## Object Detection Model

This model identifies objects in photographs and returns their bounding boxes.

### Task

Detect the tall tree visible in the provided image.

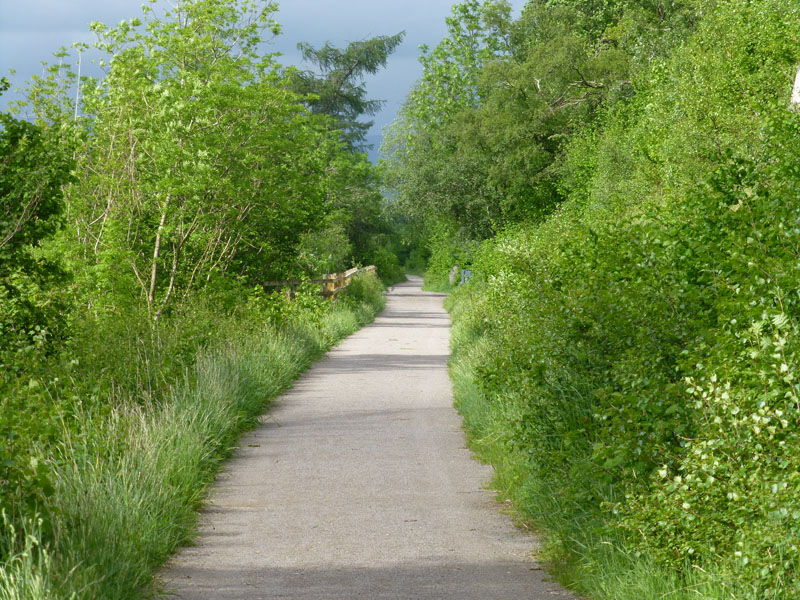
[289,32,405,151]
[382,1,512,238]
[22,0,340,319]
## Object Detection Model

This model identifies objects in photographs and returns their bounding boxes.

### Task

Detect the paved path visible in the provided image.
[161,276,575,599]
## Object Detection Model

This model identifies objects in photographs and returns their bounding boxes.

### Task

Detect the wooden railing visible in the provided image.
[262,265,377,298]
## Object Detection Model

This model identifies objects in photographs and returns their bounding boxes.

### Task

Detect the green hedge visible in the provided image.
[447,1,800,598]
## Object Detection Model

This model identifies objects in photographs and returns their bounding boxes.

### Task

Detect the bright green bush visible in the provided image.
[446,1,800,598]
[0,283,384,599]
[339,271,386,310]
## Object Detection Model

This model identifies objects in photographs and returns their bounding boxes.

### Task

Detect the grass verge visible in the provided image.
[0,274,385,600]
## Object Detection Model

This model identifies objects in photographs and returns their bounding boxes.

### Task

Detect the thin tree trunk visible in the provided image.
[154,244,181,323]
[154,213,199,321]
[148,194,171,314]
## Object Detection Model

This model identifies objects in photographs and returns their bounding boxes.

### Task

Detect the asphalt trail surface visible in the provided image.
[161,276,575,599]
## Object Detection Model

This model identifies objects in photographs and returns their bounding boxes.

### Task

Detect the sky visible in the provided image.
[0,0,527,161]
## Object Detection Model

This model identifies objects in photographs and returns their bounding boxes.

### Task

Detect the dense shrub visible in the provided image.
[446,1,800,598]
[0,114,74,539]
[339,271,386,309]
[360,246,406,285]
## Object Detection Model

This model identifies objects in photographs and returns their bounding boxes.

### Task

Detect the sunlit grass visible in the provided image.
[1,277,384,600]
[0,514,72,600]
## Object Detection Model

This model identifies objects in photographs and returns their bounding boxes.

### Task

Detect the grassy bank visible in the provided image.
[0,274,384,600]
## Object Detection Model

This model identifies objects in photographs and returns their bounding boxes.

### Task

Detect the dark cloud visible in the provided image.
[1,0,526,159]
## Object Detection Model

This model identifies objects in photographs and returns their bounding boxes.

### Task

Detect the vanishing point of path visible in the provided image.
[161,276,576,599]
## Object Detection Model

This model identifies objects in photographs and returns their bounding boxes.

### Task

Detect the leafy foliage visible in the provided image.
[383,0,699,282]
[395,0,800,597]
[0,112,74,534]
[65,1,338,319]
[290,32,405,150]
[0,0,401,589]
[0,114,73,359]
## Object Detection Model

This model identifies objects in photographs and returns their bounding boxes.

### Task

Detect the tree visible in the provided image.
[289,32,405,151]
[407,0,511,126]
[382,0,696,246]
[381,0,513,243]
[0,104,73,358]
[22,0,340,319]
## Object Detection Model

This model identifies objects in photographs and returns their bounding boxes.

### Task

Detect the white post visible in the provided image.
[792,65,800,106]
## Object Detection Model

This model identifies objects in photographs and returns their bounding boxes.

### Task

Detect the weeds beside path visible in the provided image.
[1,275,385,600]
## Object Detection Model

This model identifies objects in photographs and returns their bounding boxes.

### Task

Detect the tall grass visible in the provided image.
[0,274,385,599]
[0,515,68,600]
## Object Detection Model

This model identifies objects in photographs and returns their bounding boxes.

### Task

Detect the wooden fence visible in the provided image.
[262,265,377,298]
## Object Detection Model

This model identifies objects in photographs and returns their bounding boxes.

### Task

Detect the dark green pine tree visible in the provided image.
[291,32,405,151]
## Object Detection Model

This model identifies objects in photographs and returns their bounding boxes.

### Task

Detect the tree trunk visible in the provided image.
[148,195,171,314]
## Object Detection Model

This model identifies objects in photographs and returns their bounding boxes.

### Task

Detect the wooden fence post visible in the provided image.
[321,273,337,298]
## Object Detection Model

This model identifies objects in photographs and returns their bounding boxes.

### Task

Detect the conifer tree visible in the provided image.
[290,32,405,151]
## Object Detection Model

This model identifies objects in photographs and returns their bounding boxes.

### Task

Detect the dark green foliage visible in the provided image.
[0,113,74,536]
[290,32,405,150]
[0,114,73,359]
[320,152,406,284]
[0,117,68,254]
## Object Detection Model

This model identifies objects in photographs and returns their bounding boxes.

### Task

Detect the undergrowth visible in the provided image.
[0,273,384,599]
[445,1,800,598]
[449,292,745,600]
